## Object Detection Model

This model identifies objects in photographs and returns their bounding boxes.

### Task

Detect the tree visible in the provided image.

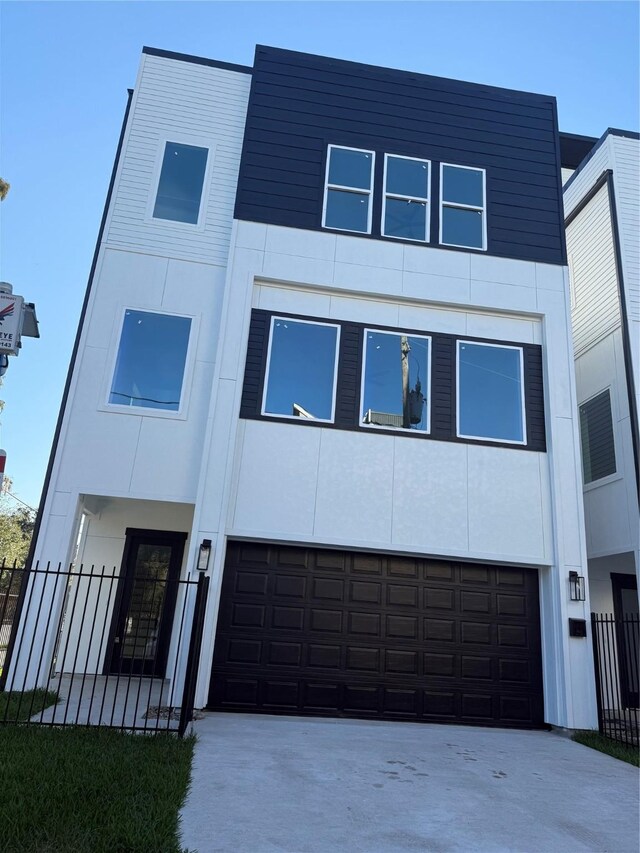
[0,179,10,201]
[0,505,35,574]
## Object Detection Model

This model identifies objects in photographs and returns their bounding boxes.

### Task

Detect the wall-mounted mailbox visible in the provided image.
[569,618,587,638]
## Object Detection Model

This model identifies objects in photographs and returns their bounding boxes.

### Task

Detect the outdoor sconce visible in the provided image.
[569,570,585,602]
[197,539,212,572]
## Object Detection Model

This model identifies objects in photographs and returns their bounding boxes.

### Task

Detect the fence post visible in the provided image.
[590,613,604,735]
[178,574,209,737]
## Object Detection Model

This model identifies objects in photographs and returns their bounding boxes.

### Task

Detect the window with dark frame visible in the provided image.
[579,389,616,484]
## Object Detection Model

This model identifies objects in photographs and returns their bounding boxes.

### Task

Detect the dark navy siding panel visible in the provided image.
[235,46,566,265]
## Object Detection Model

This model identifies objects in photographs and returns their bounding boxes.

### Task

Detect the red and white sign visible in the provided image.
[0,294,24,354]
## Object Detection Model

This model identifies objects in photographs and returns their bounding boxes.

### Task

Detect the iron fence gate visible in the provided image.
[0,562,209,736]
[591,612,639,747]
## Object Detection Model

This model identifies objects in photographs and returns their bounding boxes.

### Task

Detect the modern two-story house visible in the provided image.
[10,45,597,730]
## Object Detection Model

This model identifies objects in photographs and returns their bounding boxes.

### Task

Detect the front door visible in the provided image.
[108,529,187,677]
[611,572,639,708]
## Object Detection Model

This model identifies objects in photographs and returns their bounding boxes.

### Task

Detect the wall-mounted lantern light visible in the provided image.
[569,570,585,602]
[197,539,212,572]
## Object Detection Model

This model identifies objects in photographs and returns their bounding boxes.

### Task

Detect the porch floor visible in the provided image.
[30,673,180,730]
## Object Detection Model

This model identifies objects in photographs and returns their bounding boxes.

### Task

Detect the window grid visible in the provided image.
[382,154,430,242]
[322,145,375,234]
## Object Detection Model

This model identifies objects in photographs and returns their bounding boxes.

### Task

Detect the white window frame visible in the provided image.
[579,387,621,490]
[439,163,487,251]
[360,328,432,434]
[456,340,527,445]
[322,145,375,234]
[261,316,341,424]
[382,154,431,242]
[145,136,215,232]
[101,306,197,421]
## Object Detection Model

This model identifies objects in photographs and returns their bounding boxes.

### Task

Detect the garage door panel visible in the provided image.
[209,543,544,727]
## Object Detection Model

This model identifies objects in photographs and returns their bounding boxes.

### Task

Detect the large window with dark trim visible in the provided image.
[153,141,209,225]
[241,310,545,452]
[579,389,616,484]
[109,310,192,412]
[361,330,430,432]
[457,341,525,444]
[322,146,374,234]
[262,317,340,422]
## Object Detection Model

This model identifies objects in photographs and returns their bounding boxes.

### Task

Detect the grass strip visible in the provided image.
[0,726,195,853]
[572,730,639,767]
[0,688,58,721]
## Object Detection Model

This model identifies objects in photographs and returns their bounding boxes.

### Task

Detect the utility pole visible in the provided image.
[401,335,410,429]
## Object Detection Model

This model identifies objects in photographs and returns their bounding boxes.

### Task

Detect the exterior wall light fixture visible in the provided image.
[197,539,212,572]
[569,570,585,602]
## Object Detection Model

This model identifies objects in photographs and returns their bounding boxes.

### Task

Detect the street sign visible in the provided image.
[0,293,24,354]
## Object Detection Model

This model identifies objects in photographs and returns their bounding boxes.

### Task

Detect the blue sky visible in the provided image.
[1,0,638,508]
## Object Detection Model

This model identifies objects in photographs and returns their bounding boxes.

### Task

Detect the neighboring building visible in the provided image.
[562,129,640,707]
[11,46,597,730]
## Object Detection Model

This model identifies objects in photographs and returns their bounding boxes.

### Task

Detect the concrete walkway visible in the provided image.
[180,713,639,853]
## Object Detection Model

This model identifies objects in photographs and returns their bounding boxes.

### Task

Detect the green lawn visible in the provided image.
[572,730,639,767]
[0,687,58,722]
[0,726,195,853]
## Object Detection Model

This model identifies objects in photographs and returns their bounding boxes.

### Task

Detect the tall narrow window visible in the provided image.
[457,341,525,443]
[579,390,616,483]
[109,310,192,412]
[323,146,374,233]
[382,155,430,241]
[361,330,430,432]
[440,164,486,250]
[262,318,340,422]
[153,142,209,224]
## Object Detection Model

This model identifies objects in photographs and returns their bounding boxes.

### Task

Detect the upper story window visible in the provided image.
[153,142,209,225]
[439,164,486,250]
[322,146,374,234]
[579,389,616,484]
[109,310,192,412]
[262,317,340,422]
[457,341,525,444]
[382,155,430,242]
[361,329,430,432]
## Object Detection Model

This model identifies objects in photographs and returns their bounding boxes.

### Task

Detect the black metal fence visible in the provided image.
[591,612,639,747]
[0,562,209,737]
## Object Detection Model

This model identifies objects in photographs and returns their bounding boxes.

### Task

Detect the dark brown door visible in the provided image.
[108,529,187,677]
[611,573,639,708]
[209,543,544,728]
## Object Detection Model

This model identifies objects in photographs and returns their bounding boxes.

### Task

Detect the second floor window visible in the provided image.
[322,146,374,233]
[579,389,616,484]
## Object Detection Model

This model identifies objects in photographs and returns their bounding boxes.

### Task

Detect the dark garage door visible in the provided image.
[208,543,544,727]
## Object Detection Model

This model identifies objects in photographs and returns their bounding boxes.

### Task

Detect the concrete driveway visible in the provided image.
[180,713,639,853]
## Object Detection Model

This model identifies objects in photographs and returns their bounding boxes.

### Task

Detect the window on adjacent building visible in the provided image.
[323,146,374,233]
[153,142,209,224]
[579,390,616,483]
[382,155,430,242]
[440,164,486,250]
[361,330,430,432]
[262,318,340,422]
[457,341,525,443]
[109,310,192,411]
